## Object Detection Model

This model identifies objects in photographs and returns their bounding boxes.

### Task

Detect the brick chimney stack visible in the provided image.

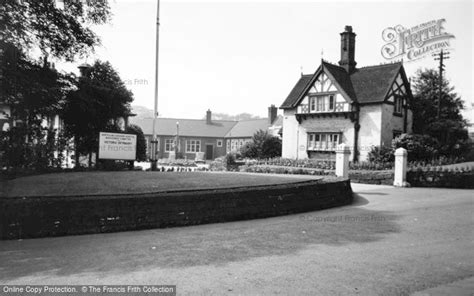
[206,109,212,124]
[78,63,91,77]
[268,104,277,124]
[338,26,357,74]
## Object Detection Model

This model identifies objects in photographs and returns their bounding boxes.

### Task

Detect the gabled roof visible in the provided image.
[351,63,402,104]
[130,117,237,138]
[225,118,272,138]
[280,61,405,108]
[280,74,313,109]
[322,62,357,100]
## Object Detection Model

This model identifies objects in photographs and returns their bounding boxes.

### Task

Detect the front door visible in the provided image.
[205,144,213,160]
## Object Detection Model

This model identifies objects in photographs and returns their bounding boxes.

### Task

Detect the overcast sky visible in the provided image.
[59,0,473,121]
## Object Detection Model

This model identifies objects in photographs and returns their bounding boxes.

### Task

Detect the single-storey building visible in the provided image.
[280,25,413,161]
[130,105,281,160]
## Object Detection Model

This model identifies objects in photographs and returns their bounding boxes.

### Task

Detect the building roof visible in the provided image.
[280,61,404,109]
[351,63,402,104]
[323,62,357,100]
[131,116,281,139]
[280,74,313,109]
[130,117,237,138]
[225,118,272,138]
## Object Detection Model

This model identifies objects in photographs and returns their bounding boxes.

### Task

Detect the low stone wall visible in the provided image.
[349,170,394,185]
[239,165,395,185]
[407,170,474,188]
[0,178,353,240]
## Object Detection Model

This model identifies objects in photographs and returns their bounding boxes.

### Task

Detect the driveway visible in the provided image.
[0,183,472,295]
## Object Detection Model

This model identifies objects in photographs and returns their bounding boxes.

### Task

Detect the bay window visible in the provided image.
[307,133,340,150]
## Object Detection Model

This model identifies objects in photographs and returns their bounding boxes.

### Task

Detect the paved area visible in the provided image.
[412,276,474,296]
[0,183,472,295]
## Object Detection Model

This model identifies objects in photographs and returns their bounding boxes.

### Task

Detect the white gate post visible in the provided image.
[336,143,350,178]
[394,147,408,187]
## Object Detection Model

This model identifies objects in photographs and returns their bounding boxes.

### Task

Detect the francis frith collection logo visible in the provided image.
[381,19,455,61]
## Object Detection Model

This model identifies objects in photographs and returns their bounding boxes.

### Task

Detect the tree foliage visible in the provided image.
[1,43,74,119]
[126,124,147,161]
[411,68,469,157]
[392,134,439,162]
[0,0,111,171]
[367,145,394,163]
[0,45,73,171]
[240,130,282,159]
[0,118,69,171]
[62,61,133,161]
[1,0,110,61]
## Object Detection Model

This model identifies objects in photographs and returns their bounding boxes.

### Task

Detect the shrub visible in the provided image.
[96,160,130,171]
[125,124,147,161]
[225,153,236,167]
[367,146,394,164]
[157,158,197,167]
[240,130,282,159]
[247,157,335,170]
[209,154,240,171]
[0,124,68,171]
[392,133,439,162]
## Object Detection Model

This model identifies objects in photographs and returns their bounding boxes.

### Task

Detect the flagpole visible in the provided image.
[151,0,160,171]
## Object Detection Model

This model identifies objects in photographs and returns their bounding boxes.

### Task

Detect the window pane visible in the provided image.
[329,95,335,110]
[317,97,324,111]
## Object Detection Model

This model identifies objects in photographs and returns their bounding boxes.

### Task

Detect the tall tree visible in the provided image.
[1,0,110,61]
[0,0,111,170]
[126,124,147,162]
[0,44,74,170]
[62,60,133,166]
[411,68,469,156]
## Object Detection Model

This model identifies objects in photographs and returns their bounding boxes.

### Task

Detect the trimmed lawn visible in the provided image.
[0,171,319,198]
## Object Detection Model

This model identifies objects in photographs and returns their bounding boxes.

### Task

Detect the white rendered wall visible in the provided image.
[358,105,382,161]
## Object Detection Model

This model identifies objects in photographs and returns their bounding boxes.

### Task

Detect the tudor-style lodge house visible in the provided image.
[280,26,414,161]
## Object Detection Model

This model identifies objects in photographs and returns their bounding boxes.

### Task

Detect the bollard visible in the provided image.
[394,147,408,187]
[336,143,350,178]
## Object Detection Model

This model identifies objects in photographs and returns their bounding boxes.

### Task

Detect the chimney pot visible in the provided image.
[268,105,277,125]
[78,63,91,77]
[206,109,212,124]
[338,25,357,74]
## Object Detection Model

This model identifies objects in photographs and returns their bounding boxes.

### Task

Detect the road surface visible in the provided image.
[0,183,472,295]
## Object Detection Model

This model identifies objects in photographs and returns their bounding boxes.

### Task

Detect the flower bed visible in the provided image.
[247,158,336,170]
[157,158,198,167]
[239,165,332,176]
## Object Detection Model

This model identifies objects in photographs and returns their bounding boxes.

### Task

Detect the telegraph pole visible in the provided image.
[151,0,160,170]
[433,49,450,119]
